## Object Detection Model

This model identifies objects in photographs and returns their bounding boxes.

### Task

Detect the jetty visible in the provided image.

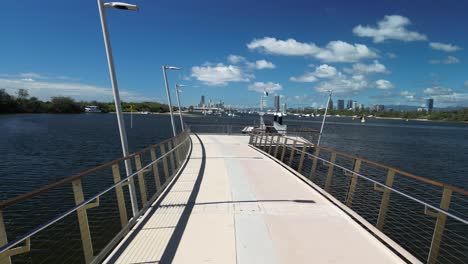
[0,127,467,264]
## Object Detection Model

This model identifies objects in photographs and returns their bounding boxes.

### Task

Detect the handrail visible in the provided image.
[0,129,190,210]
[250,131,467,196]
[249,132,468,264]
[309,144,468,195]
[0,129,192,255]
[292,145,467,224]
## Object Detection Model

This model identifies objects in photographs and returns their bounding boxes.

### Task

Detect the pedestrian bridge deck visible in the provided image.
[104,134,406,264]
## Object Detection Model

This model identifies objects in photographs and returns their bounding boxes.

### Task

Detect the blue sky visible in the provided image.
[0,0,467,108]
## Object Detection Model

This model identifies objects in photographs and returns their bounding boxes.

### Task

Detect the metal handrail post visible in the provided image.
[427,187,453,264]
[0,211,10,264]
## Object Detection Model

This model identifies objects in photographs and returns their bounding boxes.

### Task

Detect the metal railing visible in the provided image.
[0,128,192,264]
[249,132,468,264]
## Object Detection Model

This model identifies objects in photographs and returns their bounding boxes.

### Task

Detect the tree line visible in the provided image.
[0,89,174,114]
[288,107,468,122]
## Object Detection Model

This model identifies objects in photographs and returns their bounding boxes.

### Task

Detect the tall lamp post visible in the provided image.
[317,90,333,146]
[97,0,139,216]
[175,84,185,130]
[162,66,180,136]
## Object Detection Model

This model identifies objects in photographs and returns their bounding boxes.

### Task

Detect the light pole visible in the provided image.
[175,84,185,130]
[317,90,333,146]
[97,0,139,216]
[162,65,180,137]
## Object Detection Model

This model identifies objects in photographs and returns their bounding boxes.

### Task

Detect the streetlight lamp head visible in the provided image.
[104,2,139,11]
[176,84,186,88]
[165,66,181,70]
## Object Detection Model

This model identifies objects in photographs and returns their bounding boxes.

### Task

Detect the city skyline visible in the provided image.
[0,1,467,108]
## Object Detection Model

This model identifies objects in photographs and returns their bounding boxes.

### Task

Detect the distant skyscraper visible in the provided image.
[337,100,345,110]
[274,95,280,112]
[373,104,385,111]
[347,100,353,109]
[352,100,357,110]
[358,104,364,111]
[199,95,205,107]
[328,99,333,110]
[426,98,434,114]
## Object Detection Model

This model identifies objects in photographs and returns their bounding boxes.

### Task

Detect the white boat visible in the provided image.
[84,106,102,113]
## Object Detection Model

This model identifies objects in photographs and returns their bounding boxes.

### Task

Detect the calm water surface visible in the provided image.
[1,113,467,200]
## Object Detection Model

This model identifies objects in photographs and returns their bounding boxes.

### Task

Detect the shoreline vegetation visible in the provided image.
[0,88,176,114]
[289,107,468,123]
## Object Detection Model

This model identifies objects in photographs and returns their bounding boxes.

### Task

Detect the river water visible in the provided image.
[0,113,467,263]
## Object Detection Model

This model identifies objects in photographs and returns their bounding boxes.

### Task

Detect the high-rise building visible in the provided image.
[199,95,205,107]
[426,98,434,114]
[358,104,364,111]
[274,95,280,112]
[352,100,357,110]
[328,99,333,110]
[373,104,385,112]
[337,100,345,110]
[347,100,353,109]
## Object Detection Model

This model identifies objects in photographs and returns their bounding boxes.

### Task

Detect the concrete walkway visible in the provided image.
[105,134,407,264]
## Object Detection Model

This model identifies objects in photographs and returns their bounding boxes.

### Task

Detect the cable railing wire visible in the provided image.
[249,132,468,264]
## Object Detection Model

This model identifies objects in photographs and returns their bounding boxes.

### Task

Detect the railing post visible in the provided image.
[427,187,453,264]
[273,135,281,158]
[160,144,170,182]
[345,159,362,207]
[248,134,253,144]
[280,138,288,162]
[150,148,162,191]
[112,164,129,228]
[72,179,94,264]
[268,134,275,154]
[254,133,260,146]
[168,141,176,173]
[309,147,320,179]
[288,140,297,167]
[376,169,395,230]
[324,152,337,191]
[262,133,268,149]
[134,155,148,205]
[0,210,11,264]
[297,144,307,174]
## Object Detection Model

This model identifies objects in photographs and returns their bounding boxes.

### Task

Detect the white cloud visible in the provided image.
[387,53,397,59]
[227,55,275,70]
[247,81,282,93]
[290,64,337,83]
[400,90,417,100]
[429,42,461,52]
[423,86,454,96]
[0,76,146,101]
[247,37,320,56]
[423,85,468,106]
[346,60,388,74]
[353,15,427,43]
[247,59,276,70]
[314,73,369,94]
[375,79,394,90]
[290,74,318,83]
[227,55,247,64]
[191,63,252,86]
[429,56,460,64]
[247,37,377,62]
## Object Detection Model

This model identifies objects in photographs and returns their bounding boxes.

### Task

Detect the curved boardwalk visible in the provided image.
[105,134,408,264]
